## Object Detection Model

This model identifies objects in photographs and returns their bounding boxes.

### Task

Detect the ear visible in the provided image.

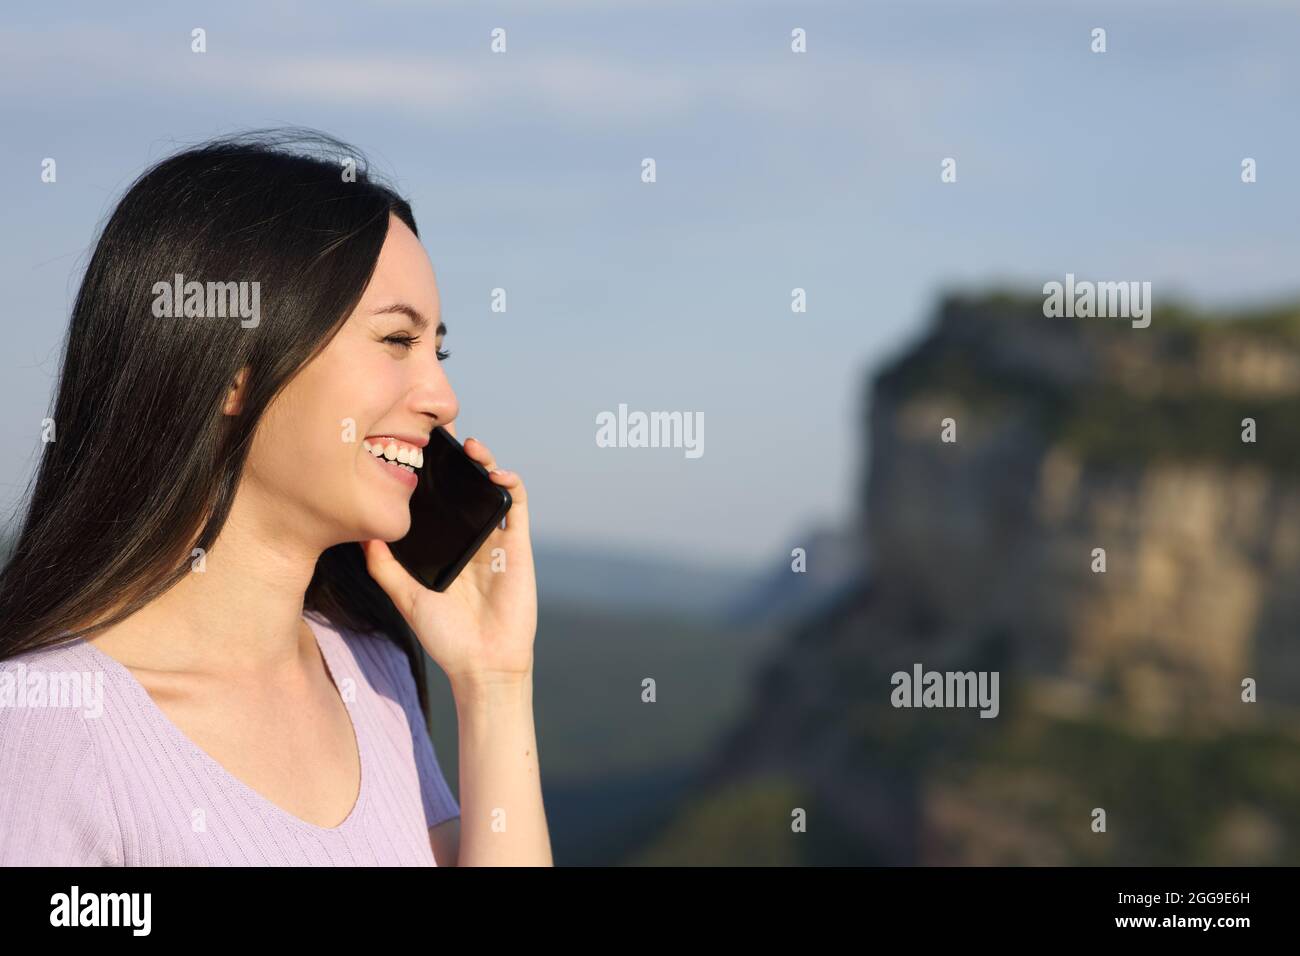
[222,367,250,416]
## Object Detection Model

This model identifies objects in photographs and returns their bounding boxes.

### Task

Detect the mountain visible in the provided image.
[723,524,868,631]
[626,290,1300,866]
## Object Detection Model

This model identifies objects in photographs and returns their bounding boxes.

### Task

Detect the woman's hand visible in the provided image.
[361,431,536,692]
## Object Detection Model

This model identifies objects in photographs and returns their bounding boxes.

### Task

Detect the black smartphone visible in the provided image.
[388,426,513,591]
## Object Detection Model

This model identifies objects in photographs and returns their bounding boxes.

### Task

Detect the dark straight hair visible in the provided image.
[0,128,433,720]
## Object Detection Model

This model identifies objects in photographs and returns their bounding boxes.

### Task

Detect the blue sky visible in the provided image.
[2,0,1299,571]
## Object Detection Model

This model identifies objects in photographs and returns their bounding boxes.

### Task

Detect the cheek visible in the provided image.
[316,349,403,426]
[262,340,403,495]
[251,375,352,487]
[297,357,383,447]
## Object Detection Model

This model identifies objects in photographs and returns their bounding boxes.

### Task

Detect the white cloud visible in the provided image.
[0,24,932,129]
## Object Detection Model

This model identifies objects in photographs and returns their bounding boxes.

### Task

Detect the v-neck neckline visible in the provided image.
[74,612,368,835]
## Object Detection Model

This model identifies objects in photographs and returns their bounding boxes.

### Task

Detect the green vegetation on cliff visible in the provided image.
[877,293,1300,473]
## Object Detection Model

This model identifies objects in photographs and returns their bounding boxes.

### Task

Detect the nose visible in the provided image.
[415,374,459,437]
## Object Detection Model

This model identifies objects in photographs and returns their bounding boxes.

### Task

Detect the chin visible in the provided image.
[362,506,413,543]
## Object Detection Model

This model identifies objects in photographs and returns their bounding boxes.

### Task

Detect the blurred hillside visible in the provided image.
[422,592,789,866]
[628,291,1300,866]
[531,543,766,625]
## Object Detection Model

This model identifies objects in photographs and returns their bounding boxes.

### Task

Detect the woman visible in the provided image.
[0,130,549,866]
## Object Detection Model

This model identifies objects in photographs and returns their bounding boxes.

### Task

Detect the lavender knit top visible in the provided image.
[0,612,459,866]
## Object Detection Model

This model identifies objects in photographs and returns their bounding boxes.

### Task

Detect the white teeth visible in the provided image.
[365,439,421,471]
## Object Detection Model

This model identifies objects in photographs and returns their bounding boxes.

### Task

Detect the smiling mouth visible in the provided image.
[363,439,423,475]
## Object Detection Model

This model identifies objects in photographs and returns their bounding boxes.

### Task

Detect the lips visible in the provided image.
[364,433,429,448]
[369,450,420,488]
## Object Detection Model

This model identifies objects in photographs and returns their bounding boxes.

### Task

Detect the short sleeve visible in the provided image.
[0,667,121,866]
[382,643,460,830]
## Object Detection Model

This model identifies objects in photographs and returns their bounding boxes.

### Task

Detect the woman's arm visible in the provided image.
[429,818,460,866]
[362,434,547,865]
[450,672,550,866]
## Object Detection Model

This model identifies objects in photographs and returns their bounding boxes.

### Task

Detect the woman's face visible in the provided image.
[237,213,459,548]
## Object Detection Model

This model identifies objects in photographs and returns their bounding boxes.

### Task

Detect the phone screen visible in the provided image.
[388,426,512,591]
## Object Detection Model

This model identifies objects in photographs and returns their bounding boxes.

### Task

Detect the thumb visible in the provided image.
[360,539,420,620]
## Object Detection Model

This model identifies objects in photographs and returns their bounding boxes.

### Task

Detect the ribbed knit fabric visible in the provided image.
[0,611,459,866]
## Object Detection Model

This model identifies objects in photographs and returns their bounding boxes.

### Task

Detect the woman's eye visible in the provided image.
[383,334,450,362]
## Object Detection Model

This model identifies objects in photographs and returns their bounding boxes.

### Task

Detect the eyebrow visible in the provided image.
[371,303,446,336]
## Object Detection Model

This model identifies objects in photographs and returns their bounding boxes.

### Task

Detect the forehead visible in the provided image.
[356,214,441,322]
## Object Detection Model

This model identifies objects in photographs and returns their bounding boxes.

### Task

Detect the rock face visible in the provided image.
[644,292,1300,866]
[863,293,1300,730]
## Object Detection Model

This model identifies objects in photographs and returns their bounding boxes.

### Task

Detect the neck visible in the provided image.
[89,487,330,680]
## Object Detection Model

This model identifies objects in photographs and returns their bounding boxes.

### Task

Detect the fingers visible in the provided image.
[463,437,528,514]
[360,538,420,618]
[463,436,502,474]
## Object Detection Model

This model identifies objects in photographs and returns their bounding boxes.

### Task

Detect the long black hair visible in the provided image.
[0,128,434,720]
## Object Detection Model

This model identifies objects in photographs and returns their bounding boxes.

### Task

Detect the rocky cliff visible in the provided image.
[866,292,1300,730]
[634,291,1300,866]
